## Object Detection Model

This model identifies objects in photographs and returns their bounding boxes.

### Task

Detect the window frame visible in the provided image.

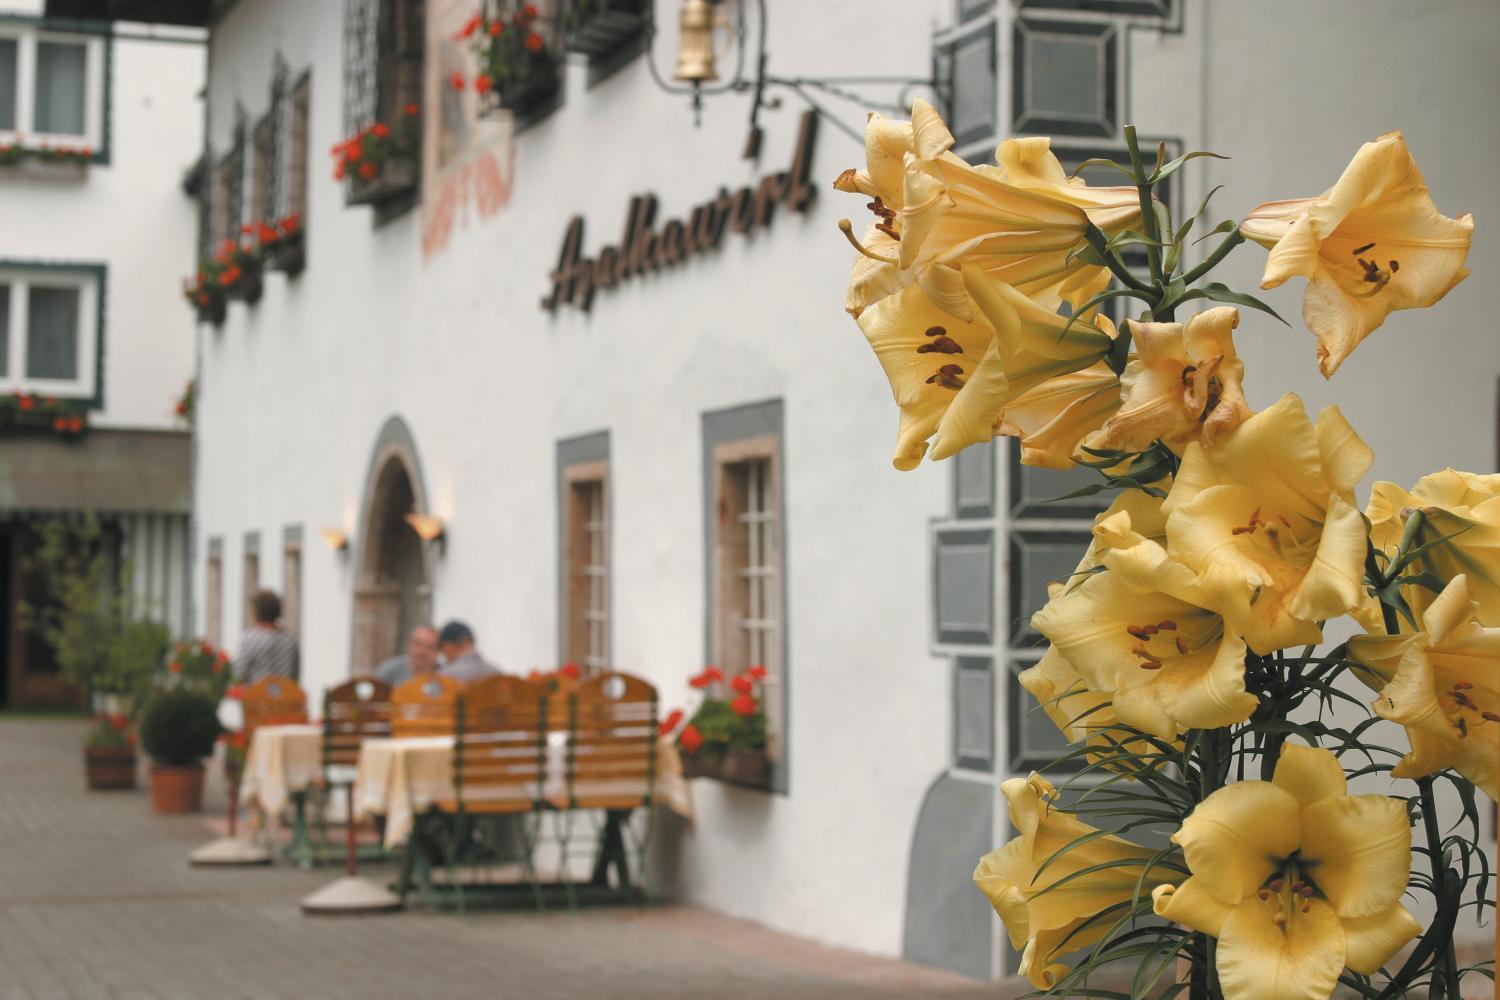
[286,72,310,221]
[241,531,260,634]
[205,537,223,648]
[0,19,109,161]
[0,261,105,405]
[562,462,610,673]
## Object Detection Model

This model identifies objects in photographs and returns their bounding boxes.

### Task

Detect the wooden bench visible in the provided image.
[321,678,392,871]
[390,674,461,738]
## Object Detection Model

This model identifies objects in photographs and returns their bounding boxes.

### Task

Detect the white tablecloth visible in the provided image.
[237,724,323,816]
[353,734,695,849]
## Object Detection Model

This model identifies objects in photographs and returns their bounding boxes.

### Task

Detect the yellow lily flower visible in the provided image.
[1367,469,1500,627]
[1088,307,1253,455]
[1242,132,1473,378]
[1162,394,1372,654]
[974,773,1177,990]
[856,285,1012,471]
[995,361,1122,470]
[1032,507,1258,740]
[1153,744,1422,1000]
[835,99,1139,320]
[1349,575,1499,800]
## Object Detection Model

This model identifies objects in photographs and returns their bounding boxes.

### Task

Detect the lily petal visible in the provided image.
[1216,896,1345,1000]
[1298,794,1412,919]
[1172,782,1302,905]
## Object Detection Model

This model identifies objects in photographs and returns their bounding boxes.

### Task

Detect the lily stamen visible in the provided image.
[838,219,898,264]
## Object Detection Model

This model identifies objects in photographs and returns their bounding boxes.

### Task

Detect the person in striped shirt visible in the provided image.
[233,590,300,684]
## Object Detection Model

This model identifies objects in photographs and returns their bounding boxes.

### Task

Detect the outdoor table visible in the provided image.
[353,733,695,852]
[237,723,324,866]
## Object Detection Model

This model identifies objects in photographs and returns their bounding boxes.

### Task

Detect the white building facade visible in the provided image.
[0,0,201,709]
[186,0,1497,980]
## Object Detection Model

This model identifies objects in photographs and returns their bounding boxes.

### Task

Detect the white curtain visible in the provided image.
[34,41,85,137]
[25,285,79,382]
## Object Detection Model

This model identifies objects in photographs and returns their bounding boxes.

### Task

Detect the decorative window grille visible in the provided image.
[344,0,424,133]
[265,54,288,221]
[250,113,274,224]
[287,74,310,220]
[564,477,610,672]
[934,2,998,156]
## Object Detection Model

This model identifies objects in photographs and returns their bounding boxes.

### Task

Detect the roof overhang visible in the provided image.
[0,429,192,516]
[42,0,212,28]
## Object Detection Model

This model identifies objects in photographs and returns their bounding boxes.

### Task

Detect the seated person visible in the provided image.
[374,625,439,687]
[436,620,500,683]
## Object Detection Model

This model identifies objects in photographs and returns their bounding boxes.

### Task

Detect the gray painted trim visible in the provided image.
[282,523,302,547]
[206,534,222,558]
[555,429,610,668]
[0,259,108,411]
[701,397,787,795]
[242,529,259,556]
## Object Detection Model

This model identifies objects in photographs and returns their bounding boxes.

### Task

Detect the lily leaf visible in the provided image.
[1167,282,1290,326]
[1147,149,1230,185]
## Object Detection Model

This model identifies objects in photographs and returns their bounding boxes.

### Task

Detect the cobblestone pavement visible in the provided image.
[0,718,1015,1000]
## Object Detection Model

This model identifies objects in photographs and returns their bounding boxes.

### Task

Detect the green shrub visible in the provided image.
[139,689,220,765]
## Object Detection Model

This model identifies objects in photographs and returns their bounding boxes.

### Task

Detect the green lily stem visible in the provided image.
[1084,224,1155,295]
[1418,776,1461,1000]
[1178,227,1247,287]
[1123,128,1165,287]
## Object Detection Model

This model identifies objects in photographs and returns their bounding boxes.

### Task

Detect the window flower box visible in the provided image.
[662,665,774,791]
[0,394,88,437]
[0,143,94,180]
[680,747,772,788]
[334,109,421,207]
[458,5,562,122]
[564,0,651,60]
[221,254,264,305]
[244,215,305,277]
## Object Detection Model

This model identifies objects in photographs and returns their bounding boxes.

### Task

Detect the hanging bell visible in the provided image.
[674,0,719,83]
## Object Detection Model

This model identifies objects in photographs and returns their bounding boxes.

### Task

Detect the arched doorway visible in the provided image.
[351,418,432,675]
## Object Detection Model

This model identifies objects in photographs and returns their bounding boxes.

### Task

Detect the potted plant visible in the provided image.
[139,688,222,813]
[664,665,772,788]
[214,239,264,305]
[458,4,561,120]
[165,639,233,701]
[561,0,651,60]
[333,104,420,206]
[83,714,137,790]
[1,393,87,436]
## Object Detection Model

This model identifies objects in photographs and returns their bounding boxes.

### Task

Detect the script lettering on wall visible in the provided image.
[542,111,820,312]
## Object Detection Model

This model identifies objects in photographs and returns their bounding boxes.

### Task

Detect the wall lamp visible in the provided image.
[404,513,447,555]
[649,0,937,157]
[319,528,349,552]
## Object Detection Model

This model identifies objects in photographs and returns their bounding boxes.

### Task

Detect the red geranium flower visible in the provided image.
[227,684,244,700]
[730,694,757,717]
[704,666,724,682]
[371,122,391,139]
[678,724,703,754]
[168,661,183,674]
[345,139,363,161]
[404,102,420,116]
[458,13,481,38]
[200,642,213,656]
[688,672,711,690]
[488,20,503,36]
[18,395,34,412]
[525,32,543,53]
[217,265,242,286]
[731,675,753,695]
[174,401,188,416]
[333,160,346,180]
[358,161,378,180]
[474,74,493,94]
[522,3,539,17]
[559,663,582,680]
[52,416,67,432]
[450,71,466,91]
[658,709,684,736]
[68,417,83,433]
[747,664,768,681]
[280,213,300,234]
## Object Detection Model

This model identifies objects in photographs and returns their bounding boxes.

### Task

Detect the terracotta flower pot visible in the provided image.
[84,745,137,790]
[149,763,205,814]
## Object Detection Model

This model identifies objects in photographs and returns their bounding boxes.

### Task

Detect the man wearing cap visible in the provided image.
[437,620,500,682]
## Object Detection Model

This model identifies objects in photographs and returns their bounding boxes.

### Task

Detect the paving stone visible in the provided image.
[0,718,1015,999]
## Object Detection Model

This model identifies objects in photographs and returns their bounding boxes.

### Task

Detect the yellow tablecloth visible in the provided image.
[353,734,694,850]
[237,724,323,816]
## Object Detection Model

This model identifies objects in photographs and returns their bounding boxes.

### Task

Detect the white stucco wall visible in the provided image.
[192,0,1499,968]
[0,1,202,430]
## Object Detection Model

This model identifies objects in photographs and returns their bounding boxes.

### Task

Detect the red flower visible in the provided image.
[201,642,214,656]
[450,71,466,91]
[333,160,346,180]
[358,161,378,180]
[52,416,67,432]
[688,673,711,690]
[458,13,481,38]
[256,223,278,244]
[196,292,210,306]
[522,3,539,17]
[371,122,391,139]
[18,395,34,412]
[211,660,223,674]
[658,709,684,736]
[730,694,757,717]
[279,213,301,234]
[168,660,183,674]
[404,102,420,116]
[474,74,493,94]
[68,417,83,433]
[239,222,256,235]
[731,675,753,695]
[559,663,582,680]
[678,724,703,754]
[747,664,768,681]
[488,20,503,36]
[174,401,188,416]
[217,265,242,286]
[704,666,724,682]
[345,139,363,161]
[228,684,244,700]
[525,32,543,53]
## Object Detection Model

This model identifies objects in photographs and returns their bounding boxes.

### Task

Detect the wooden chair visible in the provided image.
[390,674,462,738]
[240,675,309,743]
[550,672,658,905]
[412,676,549,909]
[320,678,392,871]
